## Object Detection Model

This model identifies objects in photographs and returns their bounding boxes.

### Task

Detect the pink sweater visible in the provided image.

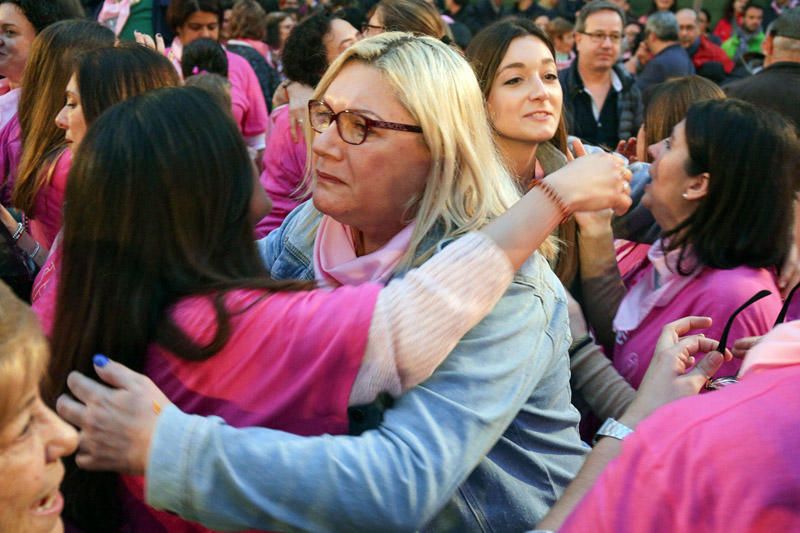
[614,264,781,388]
[0,113,21,205]
[254,105,307,237]
[29,149,71,249]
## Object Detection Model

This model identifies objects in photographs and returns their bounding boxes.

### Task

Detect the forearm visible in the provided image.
[570,340,635,420]
[351,232,514,404]
[579,265,625,352]
[147,281,555,532]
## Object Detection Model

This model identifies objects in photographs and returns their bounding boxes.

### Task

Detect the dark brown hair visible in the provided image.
[166,0,222,30]
[373,0,447,38]
[229,0,267,41]
[49,87,309,530]
[665,99,798,274]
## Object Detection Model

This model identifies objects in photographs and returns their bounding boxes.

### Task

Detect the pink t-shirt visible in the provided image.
[0,112,21,205]
[562,321,800,532]
[29,149,71,249]
[613,264,781,388]
[226,49,268,141]
[117,285,379,531]
[255,105,308,238]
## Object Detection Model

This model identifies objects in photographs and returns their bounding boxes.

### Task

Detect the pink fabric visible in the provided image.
[739,320,800,376]
[0,86,19,130]
[313,216,415,288]
[0,112,21,205]
[31,234,61,336]
[613,240,700,333]
[227,37,269,59]
[254,106,308,237]
[29,149,71,249]
[226,49,269,138]
[613,264,781,388]
[562,321,800,532]
[614,239,651,279]
[119,285,380,531]
[166,40,268,140]
[97,0,131,36]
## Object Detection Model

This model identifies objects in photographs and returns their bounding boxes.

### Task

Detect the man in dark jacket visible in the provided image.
[626,11,694,97]
[725,7,800,133]
[559,1,643,148]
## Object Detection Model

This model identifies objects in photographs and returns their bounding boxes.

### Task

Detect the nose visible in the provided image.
[311,118,345,161]
[55,106,69,131]
[648,140,664,161]
[200,27,214,38]
[527,76,547,101]
[43,404,79,463]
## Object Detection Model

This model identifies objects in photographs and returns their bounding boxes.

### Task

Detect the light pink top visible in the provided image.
[29,149,71,249]
[562,320,800,532]
[254,105,307,237]
[613,263,781,388]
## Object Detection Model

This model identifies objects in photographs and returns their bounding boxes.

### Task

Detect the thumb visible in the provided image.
[685,350,726,392]
[93,354,138,390]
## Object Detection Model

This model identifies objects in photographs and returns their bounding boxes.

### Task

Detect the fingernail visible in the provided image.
[93,354,109,368]
[156,33,162,38]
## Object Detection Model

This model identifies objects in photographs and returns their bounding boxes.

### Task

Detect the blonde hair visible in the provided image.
[308,33,556,268]
[0,282,48,430]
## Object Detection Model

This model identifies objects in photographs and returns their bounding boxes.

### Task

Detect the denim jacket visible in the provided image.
[146,201,588,532]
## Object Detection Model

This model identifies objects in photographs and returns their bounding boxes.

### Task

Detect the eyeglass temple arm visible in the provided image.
[717,289,772,355]
[773,282,800,327]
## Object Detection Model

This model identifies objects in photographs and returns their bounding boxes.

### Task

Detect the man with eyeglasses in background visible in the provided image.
[625,11,694,97]
[559,1,642,149]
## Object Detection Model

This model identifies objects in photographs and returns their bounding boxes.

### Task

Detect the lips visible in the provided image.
[316,170,345,185]
[31,489,63,516]
[523,110,553,120]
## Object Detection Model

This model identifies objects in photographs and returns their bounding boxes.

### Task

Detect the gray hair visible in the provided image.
[575,0,625,33]
[646,11,679,42]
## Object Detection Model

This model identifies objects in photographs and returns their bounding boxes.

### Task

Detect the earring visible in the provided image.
[682,192,689,199]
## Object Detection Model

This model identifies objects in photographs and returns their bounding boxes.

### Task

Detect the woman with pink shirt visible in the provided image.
[256,11,359,236]
[10,20,113,250]
[166,0,269,157]
[586,99,795,391]
[43,45,631,530]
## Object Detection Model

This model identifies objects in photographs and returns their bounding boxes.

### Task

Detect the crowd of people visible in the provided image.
[0,0,798,532]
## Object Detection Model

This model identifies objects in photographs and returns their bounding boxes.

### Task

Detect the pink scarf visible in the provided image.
[98,0,132,36]
[613,240,702,334]
[313,215,415,288]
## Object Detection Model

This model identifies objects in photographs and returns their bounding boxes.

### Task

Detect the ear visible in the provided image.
[683,172,709,201]
[762,34,773,56]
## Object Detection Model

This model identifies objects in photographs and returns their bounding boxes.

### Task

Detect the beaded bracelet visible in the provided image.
[530,179,571,223]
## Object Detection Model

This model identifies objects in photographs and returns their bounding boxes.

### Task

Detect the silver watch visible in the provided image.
[593,418,634,445]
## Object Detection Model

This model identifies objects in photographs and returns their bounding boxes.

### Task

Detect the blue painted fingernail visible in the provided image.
[93,354,109,368]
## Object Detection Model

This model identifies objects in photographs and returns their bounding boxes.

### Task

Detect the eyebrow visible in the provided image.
[321,99,384,120]
[499,58,556,73]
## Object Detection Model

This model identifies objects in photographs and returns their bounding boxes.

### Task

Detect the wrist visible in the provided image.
[540,175,574,221]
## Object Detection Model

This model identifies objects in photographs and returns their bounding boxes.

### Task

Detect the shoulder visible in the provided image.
[688,266,781,315]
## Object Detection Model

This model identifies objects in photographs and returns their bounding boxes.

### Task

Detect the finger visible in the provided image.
[56,394,88,428]
[664,316,713,337]
[612,195,632,216]
[615,140,625,154]
[75,452,105,472]
[571,138,587,158]
[289,116,298,143]
[685,350,726,390]
[93,356,140,390]
[67,370,114,405]
[155,33,166,55]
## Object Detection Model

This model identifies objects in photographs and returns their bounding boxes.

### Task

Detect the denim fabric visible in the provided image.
[147,201,588,532]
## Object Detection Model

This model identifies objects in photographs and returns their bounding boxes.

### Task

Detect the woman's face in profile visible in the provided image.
[0,387,78,533]
[310,61,431,235]
[487,36,563,146]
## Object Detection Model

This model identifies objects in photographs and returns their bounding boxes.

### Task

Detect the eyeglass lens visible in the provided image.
[309,102,368,145]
